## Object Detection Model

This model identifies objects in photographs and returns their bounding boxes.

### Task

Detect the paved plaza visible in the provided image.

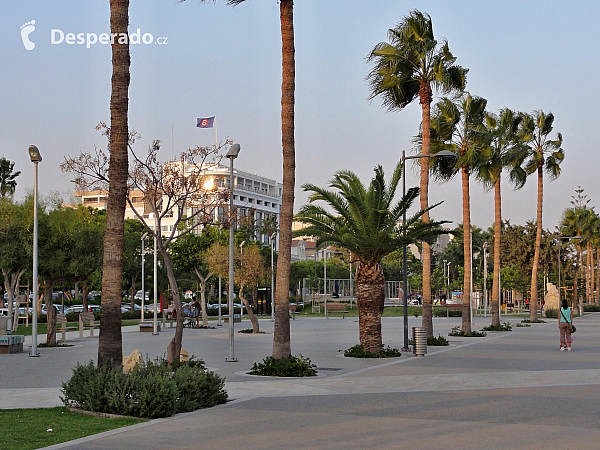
[2,312,600,449]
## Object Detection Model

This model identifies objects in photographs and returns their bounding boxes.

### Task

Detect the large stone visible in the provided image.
[544,282,559,313]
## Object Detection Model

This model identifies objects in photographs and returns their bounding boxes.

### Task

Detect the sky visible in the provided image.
[2,0,599,232]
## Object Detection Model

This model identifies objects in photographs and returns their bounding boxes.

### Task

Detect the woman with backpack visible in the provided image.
[558,299,573,351]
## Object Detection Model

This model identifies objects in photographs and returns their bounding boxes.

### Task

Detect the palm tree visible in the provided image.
[476,109,526,327]
[294,162,447,353]
[196,0,295,359]
[429,94,487,333]
[367,10,467,337]
[0,157,21,198]
[97,0,131,369]
[518,111,564,321]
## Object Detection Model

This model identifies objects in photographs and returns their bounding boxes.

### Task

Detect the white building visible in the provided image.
[76,162,282,246]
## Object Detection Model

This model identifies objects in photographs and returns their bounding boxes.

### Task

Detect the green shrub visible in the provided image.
[584,304,600,312]
[343,344,402,358]
[516,323,531,327]
[448,326,487,337]
[545,308,558,318]
[481,322,512,332]
[521,318,545,323]
[61,357,227,419]
[249,355,317,377]
[427,335,449,346]
[433,308,462,317]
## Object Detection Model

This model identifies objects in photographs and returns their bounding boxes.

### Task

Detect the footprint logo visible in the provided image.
[20,20,36,50]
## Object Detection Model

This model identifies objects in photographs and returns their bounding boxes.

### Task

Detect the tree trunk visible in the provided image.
[491,178,501,327]
[239,283,260,333]
[98,0,130,370]
[272,0,295,360]
[586,242,591,303]
[356,262,385,353]
[195,271,211,327]
[82,281,90,312]
[43,275,57,346]
[419,90,433,338]
[529,165,543,322]
[461,166,472,333]
[161,242,184,365]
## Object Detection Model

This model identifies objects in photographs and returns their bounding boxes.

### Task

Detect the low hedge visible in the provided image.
[61,357,227,419]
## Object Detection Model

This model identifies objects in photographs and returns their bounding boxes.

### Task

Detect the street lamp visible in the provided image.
[153,199,163,335]
[401,149,454,351]
[557,235,582,310]
[239,241,245,319]
[482,242,488,317]
[140,232,148,322]
[271,232,276,322]
[226,143,240,362]
[28,145,41,357]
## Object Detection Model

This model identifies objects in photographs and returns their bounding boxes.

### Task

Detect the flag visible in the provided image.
[197,116,215,128]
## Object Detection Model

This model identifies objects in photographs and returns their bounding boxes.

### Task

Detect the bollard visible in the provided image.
[412,327,427,357]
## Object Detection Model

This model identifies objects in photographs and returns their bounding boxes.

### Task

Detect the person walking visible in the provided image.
[558,299,573,351]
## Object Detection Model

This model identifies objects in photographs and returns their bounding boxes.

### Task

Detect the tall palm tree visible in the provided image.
[476,109,526,327]
[429,94,487,333]
[295,162,447,353]
[97,0,130,369]
[0,157,21,198]
[367,10,467,337]
[196,0,295,359]
[518,112,564,321]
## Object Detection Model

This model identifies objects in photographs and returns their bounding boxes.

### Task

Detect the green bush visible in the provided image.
[433,307,462,317]
[584,304,600,312]
[481,322,512,332]
[249,355,317,377]
[545,308,558,318]
[516,323,531,327]
[521,318,546,323]
[427,335,449,346]
[448,326,487,337]
[61,357,227,419]
[343,344,402,358]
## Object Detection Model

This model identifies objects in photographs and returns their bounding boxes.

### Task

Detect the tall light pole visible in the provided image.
[401,149,454,351]
[153,199,162,335]
[28,145,41,357]
[271,232,276,322]
[226,143,240,362]
[483,242,488,317]
[140,232,148,322]
[239,241,245,319]
[557,236,582,307]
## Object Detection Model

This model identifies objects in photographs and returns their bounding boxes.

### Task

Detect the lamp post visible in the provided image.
[28,145,41,357]
[401,149,454,351]
[140,232,148,322]
[483,242,488,317]
[153,199,162,335]
[239,241,245,319]
[226,143,240,362]
[271,232,276,322]
[557,235,582,308]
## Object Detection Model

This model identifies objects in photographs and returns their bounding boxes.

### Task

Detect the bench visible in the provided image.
[325,303,347,319]
[57,313,77,341]
[139,322,160,332]
[289,304,297,320]
[79,312,96,338]
[445,304,462,317]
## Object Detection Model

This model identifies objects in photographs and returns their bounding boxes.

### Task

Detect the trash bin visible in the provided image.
[412,327,427,357]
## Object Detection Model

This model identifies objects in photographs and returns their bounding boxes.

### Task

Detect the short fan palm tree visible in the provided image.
[294,162,447,353]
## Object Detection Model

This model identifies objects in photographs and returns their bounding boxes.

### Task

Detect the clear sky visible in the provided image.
[2,0,599,232]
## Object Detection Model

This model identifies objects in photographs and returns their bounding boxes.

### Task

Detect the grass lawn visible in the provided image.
[0,407,146,450]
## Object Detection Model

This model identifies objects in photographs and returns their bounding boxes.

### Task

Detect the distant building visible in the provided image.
[75,162,282,247]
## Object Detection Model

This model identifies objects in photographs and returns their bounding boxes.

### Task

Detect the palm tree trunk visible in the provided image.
[97,0,130,370]
[43,276,56,346]
[272,0,294,360]
[356,262,385,353]
[491,178,501,327]
[586,242,591,303]
[419,88,434,338]
[529,165,543,322]
[461,166,472,333]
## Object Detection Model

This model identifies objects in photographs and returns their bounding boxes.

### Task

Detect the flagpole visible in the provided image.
[214,116,218,164]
